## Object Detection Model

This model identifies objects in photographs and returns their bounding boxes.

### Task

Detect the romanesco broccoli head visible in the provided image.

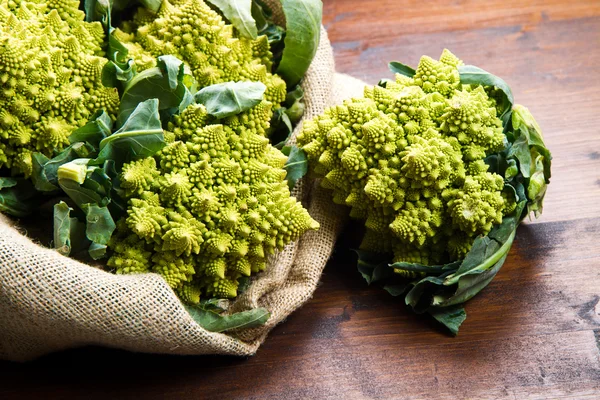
[115,0,287,122]
[109,101,319,300]
[297,50,511,266]
[0,0,119,176]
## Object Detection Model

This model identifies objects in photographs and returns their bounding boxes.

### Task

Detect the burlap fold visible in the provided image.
[0,1,371,361]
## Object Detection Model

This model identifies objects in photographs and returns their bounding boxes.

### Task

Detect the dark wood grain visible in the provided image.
[1,1,599,399]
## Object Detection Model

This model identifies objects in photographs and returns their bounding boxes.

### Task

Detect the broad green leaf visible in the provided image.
[96,99,165,167]
[505,158,518,180]
[511,104,552,217]
[69,110,113,148]
[405,276,445,311]
[527,153,548,217]
[116,56,191,126]
[31,143,93,192]
[436,252,509,308]
[281,145,308,190]
[53,201,74,256]
[458,65,514,106]
[276,0,322,87]
[0,177,39,217]
[185,305,270,333]
[83,0,111,23]
[195,81,266,119]
[444,220,518,286]
[53,202,88,257]
[0,177,17,189]
[383,283,410,297]
[352,249,394,285]
[450,236,501,278]
[285,85,305,124]
[251,0,269,31]
[88,242,108,260]
[507,131,532,178]
[82,204,116,246]
[388,61,416,78]
[207,0,257,39]
[270,108,294,149]
[159,55,186,90]
[58,179,104,209]
[428,306,467,335]
[102,58,135,88]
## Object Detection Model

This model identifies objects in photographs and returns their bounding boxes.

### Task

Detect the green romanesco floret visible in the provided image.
[114,0,287,126]
[108,100,319,300]
[0,0,120,176]
[297,50,511,271]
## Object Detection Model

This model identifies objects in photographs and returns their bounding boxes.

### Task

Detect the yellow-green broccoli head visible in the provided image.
[0,0,119,176]
[115,0,287,117]
[297,50,510,266]
[108,100,319,300]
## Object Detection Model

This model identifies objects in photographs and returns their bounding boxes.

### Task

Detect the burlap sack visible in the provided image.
[0,0,370,362]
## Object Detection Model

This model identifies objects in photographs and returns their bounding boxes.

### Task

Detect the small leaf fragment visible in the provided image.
[206,0,257,39]
[281,145,308,190]
[388,61,416,78]
[195,81,266,119]
[185,304,270,333]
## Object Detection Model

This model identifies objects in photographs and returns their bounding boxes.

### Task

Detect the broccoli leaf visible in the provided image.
[510,105,552,217]
[53,201,73,256]
[252,0,286,67]
[388,61,416,78]
[206,0,257,39]
[85,0,135,87]
[458,65,514,119]
[31,143,94,192]
[270,85,305,148]
[117,56,193,126]
[390,260,461,275]
[353,249,395,285]
[429,306,467,336]
[58,179,104,209]
[96,99,166,167]
[0,177,40,217]
[195,81,266,119]
[88,242,108,260]
[185,304,270,333]
[276,0,322,87]
[69,110,113,149]
[382,282,411,297]
[82,204,116,246]
[53,201,88,257]
[281,145,308,190]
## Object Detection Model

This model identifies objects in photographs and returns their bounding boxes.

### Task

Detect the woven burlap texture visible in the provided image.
[0,8,371,361]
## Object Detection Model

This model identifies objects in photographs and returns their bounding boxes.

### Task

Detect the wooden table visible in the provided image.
[2,0,600,398]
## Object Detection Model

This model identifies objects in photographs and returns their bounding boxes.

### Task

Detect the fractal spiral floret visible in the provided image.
[0,0,119,176]
[298,50,516,269]
[114,0,287,113]
[108,101,319,301]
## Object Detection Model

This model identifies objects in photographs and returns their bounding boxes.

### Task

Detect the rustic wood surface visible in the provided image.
[1,0,599,399]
